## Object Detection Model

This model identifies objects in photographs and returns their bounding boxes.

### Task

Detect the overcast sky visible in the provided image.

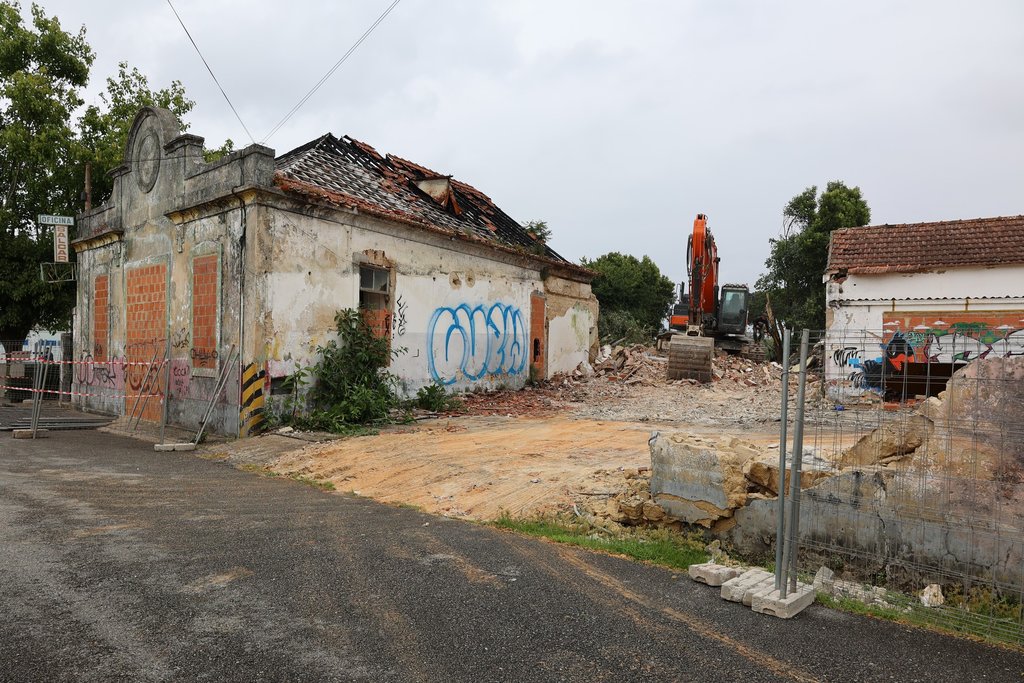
[36,1,1024,288]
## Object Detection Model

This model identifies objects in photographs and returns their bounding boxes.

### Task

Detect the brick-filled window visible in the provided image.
[92,275,109,360]
[358,265,392,342]
[192,254,220,371]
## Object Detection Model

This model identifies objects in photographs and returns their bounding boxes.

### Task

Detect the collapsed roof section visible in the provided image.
[274,134,570,265]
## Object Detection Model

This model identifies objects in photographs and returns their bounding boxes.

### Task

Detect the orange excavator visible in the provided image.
[666,214,761,381]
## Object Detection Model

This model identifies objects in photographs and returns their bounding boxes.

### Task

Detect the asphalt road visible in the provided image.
[2,426,1023,682]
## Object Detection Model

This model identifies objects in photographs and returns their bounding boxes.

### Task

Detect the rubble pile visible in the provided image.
[456,343,794,427]
[575,467,677,528]
[589,344,666,385]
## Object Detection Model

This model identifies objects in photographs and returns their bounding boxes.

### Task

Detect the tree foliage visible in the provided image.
[581,252,675,342]
[522,219,551,255]
[755,181,870,331]
[78,62,195,203]
[0,2,93,341]
[0,3,214,341]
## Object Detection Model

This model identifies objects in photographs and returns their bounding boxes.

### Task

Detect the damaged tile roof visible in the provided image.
[274,134,568,264]
[828,215,1024,275]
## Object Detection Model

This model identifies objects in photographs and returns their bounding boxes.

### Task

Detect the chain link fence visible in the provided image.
[784,328,1024,645]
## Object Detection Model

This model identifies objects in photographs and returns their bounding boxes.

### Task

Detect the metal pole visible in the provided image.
[193,346,237,445]
[786,329,811,593]
[128,349,162,431]
[32,360,49,439]
[774,327,792,590]
[30,357,42,437]
[159,348,171,445]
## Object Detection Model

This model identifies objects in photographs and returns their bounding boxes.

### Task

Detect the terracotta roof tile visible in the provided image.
[827,215,1024,274]
[273,134,566,263]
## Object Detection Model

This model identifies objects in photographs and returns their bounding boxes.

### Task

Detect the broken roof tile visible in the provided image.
[274,134,567,262]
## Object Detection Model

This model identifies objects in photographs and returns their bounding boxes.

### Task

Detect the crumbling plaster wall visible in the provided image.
[543,275,599,377]
[74,107,275,436]
[254,205,554,395]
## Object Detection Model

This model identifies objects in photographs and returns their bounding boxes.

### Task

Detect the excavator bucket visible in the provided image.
[667,335,714,383]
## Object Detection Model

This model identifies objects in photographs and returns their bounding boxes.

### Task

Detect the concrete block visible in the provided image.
[154,442,196,452]
[750,583,817,619]
[688,562,742,586]
[13,429,49,439]
[720,568,774,603]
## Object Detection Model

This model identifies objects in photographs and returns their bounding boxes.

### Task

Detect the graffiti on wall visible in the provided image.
[832,313,1024,393]
[426,302,528,385]
[392,294,408,337]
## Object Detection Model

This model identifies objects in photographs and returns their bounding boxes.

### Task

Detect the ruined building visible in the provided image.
[72,107,598,436]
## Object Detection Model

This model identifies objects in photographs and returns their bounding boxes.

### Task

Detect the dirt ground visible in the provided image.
[209,348,793,522]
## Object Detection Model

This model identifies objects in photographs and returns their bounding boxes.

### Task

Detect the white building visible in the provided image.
[824,215,1024,398]
[72,108,598,436]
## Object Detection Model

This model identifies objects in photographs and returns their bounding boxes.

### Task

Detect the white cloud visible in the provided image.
[34,0,1024,288]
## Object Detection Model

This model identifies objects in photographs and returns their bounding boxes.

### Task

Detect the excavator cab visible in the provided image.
[717,284,750,335]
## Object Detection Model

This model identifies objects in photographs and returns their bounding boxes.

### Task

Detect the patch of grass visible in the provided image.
[411,383,465,413]
[288,474,336,492]
[196,451,229,462]
[238,463,280,477]
[237,464,335,492]
[493,514,707,571]
[817,589,1024,648]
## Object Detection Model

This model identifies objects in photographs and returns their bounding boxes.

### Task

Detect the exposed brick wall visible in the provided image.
[192,254,219,370]
[126,264,167,422]
[92,275,108,360]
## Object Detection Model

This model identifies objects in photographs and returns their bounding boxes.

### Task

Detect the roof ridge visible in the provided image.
[834,214,1024,233]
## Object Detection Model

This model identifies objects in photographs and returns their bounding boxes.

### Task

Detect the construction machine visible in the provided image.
[666,214,761,382]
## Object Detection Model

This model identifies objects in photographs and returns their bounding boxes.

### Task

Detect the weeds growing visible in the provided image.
[493,514,707,570]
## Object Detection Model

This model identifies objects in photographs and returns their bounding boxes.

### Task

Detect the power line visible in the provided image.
[166,0,256,145]
[262,0,403,144]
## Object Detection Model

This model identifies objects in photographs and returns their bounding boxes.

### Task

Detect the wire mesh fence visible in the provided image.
[785,327,1024,645]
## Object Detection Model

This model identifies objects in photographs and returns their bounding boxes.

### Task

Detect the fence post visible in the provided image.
[786,329,810,592]
[774,327,792,591]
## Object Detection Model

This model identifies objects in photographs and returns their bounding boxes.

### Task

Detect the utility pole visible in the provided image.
[84,162,92,211]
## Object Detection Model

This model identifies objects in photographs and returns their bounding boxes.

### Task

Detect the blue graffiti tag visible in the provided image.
[426,303,528,385]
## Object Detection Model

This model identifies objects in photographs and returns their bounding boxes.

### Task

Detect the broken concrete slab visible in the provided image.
[750,583,816,619]
[688,562,742,587]
[721,568,774,604]
[840,414,932,467]
[650,433,762,526]
[155,442,196,452]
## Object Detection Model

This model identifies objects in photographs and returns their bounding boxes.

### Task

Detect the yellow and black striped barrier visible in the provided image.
[239,362,266,437]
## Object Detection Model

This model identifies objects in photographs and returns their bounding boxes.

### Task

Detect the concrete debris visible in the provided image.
[688,562,743,586]
[920,583,945,608]
[456,343,788,426]
[812,566,835,591]
[840,414,934,468]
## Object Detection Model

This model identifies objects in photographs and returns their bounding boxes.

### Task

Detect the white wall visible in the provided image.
[546,303,594,376]
[825,264,1024,398]
[258,208,547,394]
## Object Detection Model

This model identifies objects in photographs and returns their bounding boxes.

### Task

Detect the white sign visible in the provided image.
[53,224,70,263]
[37,214,75,226]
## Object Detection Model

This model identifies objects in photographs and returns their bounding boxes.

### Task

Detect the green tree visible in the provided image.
[522,219,551,255]
[755,181,870,331]
[581,252,675,342]
[0,3,217,341]
[0,2,93,342]
[77,62,196,202]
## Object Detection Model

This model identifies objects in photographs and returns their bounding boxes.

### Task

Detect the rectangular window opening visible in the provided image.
[358,265,393,345]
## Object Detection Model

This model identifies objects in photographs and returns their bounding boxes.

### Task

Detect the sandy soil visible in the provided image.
[211,349,800,521]
[270,416,656,519]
